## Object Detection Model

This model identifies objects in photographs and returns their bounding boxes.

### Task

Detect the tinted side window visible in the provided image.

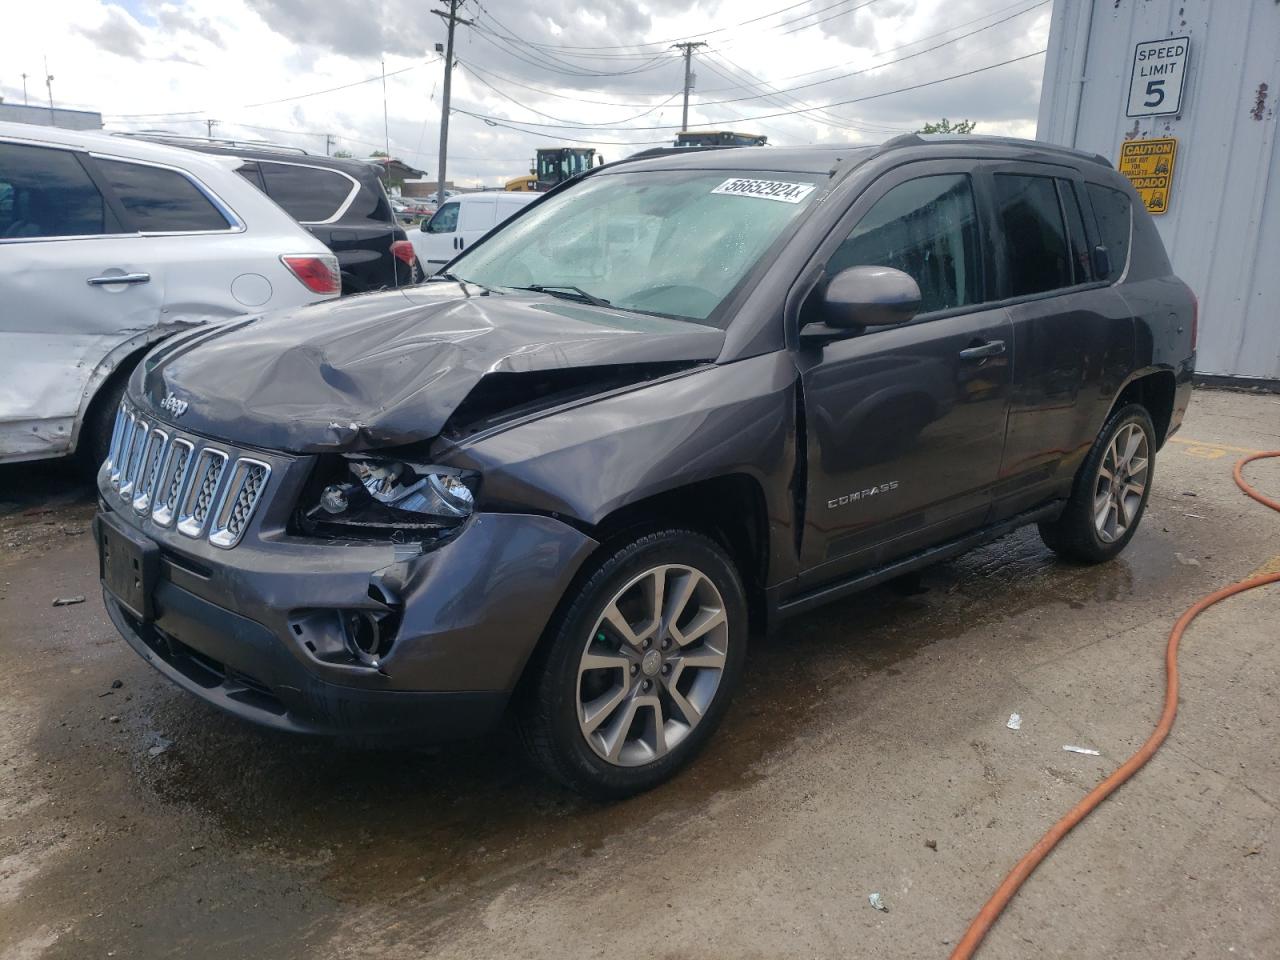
[1057,180,1093,284]
[235,162,266,192]
[260,163,354,222]
[1086,183,1132,282]
[427,202,460,234]
[98,159,230,232]
[829,173,982,314]
[994,174,1072,297]
[0,143,113,239]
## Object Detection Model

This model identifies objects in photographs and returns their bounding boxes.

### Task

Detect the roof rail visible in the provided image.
[623,144,746,163]
[111,131,312,156]
[877,132,1111,168]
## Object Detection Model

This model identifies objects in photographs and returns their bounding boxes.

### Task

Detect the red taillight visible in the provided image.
[390,240,417,266]
[281,254,340,295]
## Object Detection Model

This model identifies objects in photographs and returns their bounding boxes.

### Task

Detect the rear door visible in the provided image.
[456,197,497,254]
[0,140,160,461]
[983,163,1135,520]
[795,160,1014,584]
[254,161,391,291]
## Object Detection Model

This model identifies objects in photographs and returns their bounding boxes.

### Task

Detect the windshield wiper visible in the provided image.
[426,271,495,294]
[514,284,612,308]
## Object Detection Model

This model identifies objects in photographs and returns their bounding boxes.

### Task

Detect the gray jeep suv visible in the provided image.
[94,135,1196,797]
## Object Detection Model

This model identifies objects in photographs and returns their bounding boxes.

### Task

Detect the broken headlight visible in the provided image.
[299,457,477,540]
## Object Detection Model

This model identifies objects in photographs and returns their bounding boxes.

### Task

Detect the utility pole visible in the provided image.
[432,0,473,207]
[206,118,218,138]
[21,73,28,105]
[325,133,336,156]
[672,41,706,132]
[44,56,54,121]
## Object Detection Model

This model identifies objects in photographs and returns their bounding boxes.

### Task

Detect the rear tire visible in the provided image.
[1038,403,1156,563]
[518,529,748,799]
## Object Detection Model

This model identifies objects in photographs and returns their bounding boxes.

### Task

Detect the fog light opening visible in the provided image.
[343,611,389,667]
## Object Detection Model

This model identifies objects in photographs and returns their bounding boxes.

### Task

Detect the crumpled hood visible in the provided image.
[135,284,725,452]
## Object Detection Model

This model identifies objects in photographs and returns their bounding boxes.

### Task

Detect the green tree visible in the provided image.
[918,118,977,134]
[332,149,353,158]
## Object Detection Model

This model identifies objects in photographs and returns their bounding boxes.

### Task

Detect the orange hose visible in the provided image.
[949,450,1280,960]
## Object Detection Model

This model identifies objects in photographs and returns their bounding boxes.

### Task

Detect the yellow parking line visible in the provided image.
[1168,437,1268,456]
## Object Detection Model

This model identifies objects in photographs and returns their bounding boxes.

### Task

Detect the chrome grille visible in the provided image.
[105,402,272,549]
[209,459,271,548]
[110,411,136,490]
[132,429,168,514]
[152,439,193,527]
[177,449,228,538]
[105,404,127,474]
[118,417,150,497]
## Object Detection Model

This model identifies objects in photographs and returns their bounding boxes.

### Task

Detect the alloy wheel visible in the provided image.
[575,564,729,767]
[1093,421,1150,544]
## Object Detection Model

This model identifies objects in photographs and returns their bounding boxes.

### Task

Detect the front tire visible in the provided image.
[1038,403,1156,563]
[518,529,748,799]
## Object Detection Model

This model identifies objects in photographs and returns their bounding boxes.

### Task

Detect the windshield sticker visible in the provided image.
[711,178,816,204]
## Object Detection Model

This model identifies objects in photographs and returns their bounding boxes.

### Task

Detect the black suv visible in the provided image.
[142,137,417,294]
[94,135,1195,798]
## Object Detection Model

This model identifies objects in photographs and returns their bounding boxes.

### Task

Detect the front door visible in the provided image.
[796,163,1014,585]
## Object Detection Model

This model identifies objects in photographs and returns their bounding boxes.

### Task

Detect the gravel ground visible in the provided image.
[1,388,1278,960]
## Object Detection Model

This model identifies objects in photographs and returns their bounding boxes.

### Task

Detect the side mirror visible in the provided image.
[822,265,922,330]
[420,219,429,232]
[1092,244,1111,279]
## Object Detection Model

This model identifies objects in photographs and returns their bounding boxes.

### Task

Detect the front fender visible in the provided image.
[436,351,799,572]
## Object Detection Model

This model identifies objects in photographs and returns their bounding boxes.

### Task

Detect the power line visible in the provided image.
[692,0,1049,109]
[473,0,888,56]
[106,60,436,119]
[452,48,1047,132]
[457,60,677,126]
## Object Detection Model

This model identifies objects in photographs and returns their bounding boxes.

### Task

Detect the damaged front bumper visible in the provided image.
[94,439,597,740]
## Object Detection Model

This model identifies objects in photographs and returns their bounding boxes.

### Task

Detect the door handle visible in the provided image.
[458,237,465,250]
[959,339,1006,361]
[87,273,150,286]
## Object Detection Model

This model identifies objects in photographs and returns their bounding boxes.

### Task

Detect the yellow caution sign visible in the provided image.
[1118,137,1177,215]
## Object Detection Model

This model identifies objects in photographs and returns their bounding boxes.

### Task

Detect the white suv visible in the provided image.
[0,122,340,468]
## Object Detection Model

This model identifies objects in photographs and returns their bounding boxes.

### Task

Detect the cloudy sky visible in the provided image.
[0,0,1052,187]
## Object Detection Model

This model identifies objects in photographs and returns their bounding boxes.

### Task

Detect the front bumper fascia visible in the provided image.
[95,467,598,738]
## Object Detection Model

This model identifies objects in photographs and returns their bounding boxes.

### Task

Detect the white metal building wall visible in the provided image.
[1037,0,1280,381]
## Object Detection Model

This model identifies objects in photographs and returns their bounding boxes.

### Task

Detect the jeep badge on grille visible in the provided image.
[160,393,189,418]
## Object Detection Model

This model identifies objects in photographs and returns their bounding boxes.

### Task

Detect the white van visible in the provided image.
[0,123,339,468]
[410,192,537,272]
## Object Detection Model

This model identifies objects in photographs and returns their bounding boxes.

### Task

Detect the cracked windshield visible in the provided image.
[453,169,821,323]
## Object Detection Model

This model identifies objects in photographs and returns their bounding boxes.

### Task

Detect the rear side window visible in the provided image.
[1057,180,1094,284]
[98,159,230,232]
[427,202,460,234]
[1086,184,1132,282]
[260,162,354,222]
[829,173,983,314]
[0,142,114,239]
[235,162,266,192]
[994,174,1072,297]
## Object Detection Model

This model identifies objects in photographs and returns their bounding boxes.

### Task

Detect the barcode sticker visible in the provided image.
[710,178,816,204]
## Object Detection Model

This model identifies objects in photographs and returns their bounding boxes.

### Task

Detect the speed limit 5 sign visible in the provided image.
[1127,37,1190,118]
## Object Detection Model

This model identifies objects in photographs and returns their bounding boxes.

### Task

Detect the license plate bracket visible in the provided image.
[96,512,159,622]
